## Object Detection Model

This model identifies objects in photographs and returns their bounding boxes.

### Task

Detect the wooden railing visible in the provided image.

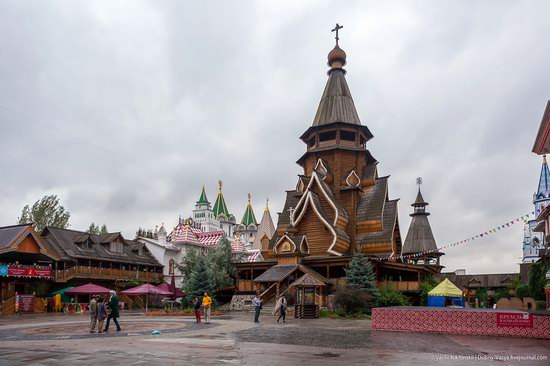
[260,283,278,304]
[1,296,15,315]
[55,266,162,283]
[378,281,420,291]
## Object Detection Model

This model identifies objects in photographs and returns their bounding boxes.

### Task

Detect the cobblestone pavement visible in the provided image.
[0,312,548,365]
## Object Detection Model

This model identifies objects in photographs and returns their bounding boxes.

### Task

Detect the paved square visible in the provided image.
[0,313,548,365]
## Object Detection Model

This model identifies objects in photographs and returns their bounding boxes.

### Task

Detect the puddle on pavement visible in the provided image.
[317,352,341,358]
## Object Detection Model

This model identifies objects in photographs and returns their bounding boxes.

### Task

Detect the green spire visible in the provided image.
[197,185,209,205]
[241,193,257,226]
[213,180,230,218]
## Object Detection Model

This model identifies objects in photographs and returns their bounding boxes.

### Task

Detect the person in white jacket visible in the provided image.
[272,294,287,323]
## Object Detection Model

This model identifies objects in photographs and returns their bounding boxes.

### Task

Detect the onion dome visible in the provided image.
[327,45,347,68]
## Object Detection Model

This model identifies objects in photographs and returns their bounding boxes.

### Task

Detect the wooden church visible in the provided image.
[234,27,442,309]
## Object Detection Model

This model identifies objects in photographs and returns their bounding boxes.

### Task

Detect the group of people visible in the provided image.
[252,290,287,323]
[88,290,121,333]
[88,289,288,328]
[192,291,212,324]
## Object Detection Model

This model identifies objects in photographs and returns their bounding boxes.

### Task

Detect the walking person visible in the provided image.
[201,292,212,324]
[103,290,121,332]
[193,295,202,323]
[273,294,287,323]
[252,291,263,323]
[97,297,107,334]
[89,295,98,333]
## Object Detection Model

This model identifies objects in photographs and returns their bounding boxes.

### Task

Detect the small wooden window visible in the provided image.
[340,130,356,142]
[319,131,336,142]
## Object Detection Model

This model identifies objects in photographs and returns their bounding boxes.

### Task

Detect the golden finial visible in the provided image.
[248,193,251,203]
[544,155,547,164]
[218,179,223,190]
[265,197,269,211]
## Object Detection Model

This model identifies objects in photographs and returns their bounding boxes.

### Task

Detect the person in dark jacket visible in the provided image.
[193,295,202,323]
[104,290,121,332]
[97,297,107,333]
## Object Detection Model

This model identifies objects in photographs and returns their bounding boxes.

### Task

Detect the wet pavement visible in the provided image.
[0,312,548,365]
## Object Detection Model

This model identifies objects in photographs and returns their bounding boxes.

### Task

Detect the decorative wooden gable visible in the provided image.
[274,235,309,255]
[291,170,350,256]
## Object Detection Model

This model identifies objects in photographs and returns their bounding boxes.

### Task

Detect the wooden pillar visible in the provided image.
[326,265,330,279]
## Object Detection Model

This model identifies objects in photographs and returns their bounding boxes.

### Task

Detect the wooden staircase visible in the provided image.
[34,298,47,313]
[1,296,16,315]
[294,304,319,319]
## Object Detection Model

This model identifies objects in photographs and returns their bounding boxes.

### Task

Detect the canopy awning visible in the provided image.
[157,282,185,298]
[65,283,111,295]
[122,283,172,296]
[428,278,463,297]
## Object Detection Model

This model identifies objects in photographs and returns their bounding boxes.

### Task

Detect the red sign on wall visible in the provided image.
[16,295,36,313]
[8,267,52,277]
[496,312,533,328]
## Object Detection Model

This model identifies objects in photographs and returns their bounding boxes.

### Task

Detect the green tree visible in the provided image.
[515,284,530,299]
[344,251,380,308]
[179,248,200,285]
[18,195,70,232]
[185,255,213,297]
[100,224,109,234]
[206,237,235,291]
[528,260,550,301]
[87,222,100,235]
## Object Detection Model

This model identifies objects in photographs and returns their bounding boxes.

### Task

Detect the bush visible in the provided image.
[334,287,371,315]
[419,280,437,306]
[319,308,331,318]
[515,284,530,299]
[378,288,410,307]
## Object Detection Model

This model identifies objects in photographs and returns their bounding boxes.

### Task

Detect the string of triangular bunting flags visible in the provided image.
[372,211,535,262]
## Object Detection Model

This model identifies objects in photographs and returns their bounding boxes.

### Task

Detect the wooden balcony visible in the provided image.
[378,281,420,291]
[54,266,162,283]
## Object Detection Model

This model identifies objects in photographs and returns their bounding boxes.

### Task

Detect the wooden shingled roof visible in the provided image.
[41,226,162,267]
[289,273,326,287]
[312,67,361,127]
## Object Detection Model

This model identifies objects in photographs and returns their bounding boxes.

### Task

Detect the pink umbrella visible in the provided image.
[65,283,111,295]
[158,282,185,300]
[122,283,172,311]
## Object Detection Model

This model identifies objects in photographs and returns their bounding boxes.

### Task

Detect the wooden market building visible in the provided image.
[1,224,163,315]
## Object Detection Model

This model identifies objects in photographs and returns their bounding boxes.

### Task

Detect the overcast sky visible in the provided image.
[1,0,549,274]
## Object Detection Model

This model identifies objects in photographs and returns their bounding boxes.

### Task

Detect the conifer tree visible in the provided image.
[344,251,380,307]
[185,255,213,297]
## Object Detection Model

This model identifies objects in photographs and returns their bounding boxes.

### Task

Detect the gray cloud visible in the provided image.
[1,0,550,274]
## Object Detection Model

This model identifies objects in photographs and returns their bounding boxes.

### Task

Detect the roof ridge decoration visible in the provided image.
[213,180,231,219]
[197,185,210,205]
[241,193,258,227]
